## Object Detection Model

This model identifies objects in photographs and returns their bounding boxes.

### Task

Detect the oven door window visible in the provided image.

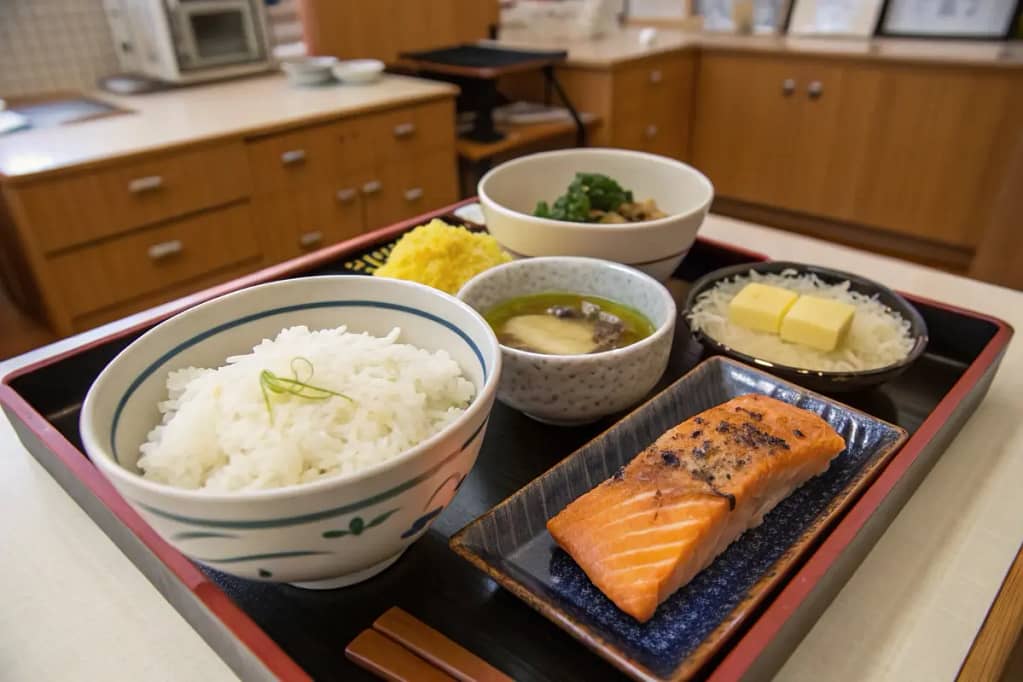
[178,5,264,69]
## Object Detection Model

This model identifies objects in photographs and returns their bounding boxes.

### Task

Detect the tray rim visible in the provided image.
[0,199,1014,681]
[449,355,911,681]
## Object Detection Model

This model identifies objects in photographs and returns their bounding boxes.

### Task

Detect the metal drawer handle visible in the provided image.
[807,81,823,99]
[299,231,323,248]
[649,69,663,84]
[336,188,357,203]
[393,123,416,138]
[129,175,163,193]
[281,149,306,165]
[147,239,182,261]
[644,124,658,139]
[782,78,796,96]
[361,180,382,195]
[404,187,424,202]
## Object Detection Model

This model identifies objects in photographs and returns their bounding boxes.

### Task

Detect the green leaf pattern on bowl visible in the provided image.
[322,508,399,538]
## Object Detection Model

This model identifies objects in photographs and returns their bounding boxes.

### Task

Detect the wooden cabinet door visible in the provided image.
[359,169,399,232]
[612,54,695,160]
[361,151,459,231]
[257,179,364,261]
[691,53,801,206]
[849,65,1019,248]
[781,60,882,220]
[385,150,459,225]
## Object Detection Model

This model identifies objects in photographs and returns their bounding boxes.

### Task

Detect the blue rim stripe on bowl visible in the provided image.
[131,416,489,530]
[109,300,487,464]
[171,531,240,541]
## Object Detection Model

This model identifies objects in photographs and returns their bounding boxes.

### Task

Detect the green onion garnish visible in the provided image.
[259,357,352,423]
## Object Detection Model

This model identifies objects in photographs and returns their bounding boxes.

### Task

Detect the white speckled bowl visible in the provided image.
[80,276,501,589]
[458,257,676,425]
[478,148,714,281]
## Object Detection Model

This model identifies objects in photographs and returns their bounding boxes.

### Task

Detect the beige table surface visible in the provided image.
[2,214,1020,681]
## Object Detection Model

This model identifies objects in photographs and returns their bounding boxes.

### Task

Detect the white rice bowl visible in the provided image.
[688,270,915,372]
[138,325,476,492]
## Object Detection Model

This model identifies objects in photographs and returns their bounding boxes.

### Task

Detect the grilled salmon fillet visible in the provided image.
[547,394,845,622]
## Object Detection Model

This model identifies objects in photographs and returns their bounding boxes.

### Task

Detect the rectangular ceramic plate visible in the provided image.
[451,356,909,681]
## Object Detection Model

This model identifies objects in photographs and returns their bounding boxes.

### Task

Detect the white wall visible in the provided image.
[0,0,300,97]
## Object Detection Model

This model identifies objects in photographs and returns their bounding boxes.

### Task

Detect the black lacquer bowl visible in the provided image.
[682,261,929,393]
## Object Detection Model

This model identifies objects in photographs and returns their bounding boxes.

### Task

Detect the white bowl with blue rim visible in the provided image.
[80,276,501,589]
[458,256,676,426]
[478,148,714,282]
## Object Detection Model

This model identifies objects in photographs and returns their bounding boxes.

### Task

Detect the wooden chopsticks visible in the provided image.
[346,607,512,682]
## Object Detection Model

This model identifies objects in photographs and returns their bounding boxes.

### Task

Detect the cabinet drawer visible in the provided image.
[246,124,337,194]
[257,179,365,261]
[613,109,687,159]
[49,202,260,318]
[614,54,693,117]
[364,151,458,230]
[364,99,455,166]
[18,142,250,253]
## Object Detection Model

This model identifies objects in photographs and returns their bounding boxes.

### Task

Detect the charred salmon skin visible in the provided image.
[547,394,845,622]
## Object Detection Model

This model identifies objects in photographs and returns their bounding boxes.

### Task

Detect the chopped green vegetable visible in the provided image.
[259,357,352,423]
[533,172,635,223]
[570,173,633,212]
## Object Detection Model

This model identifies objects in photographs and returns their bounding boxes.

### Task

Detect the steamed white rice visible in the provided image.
[138,325,475,492]
[688,270,915,372]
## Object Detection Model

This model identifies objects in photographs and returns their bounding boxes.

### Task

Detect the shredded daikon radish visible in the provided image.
[687,270,915,372]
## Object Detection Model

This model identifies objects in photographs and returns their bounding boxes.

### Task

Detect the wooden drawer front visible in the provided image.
[247,124,337,194]
[258,179,365,261]
[49,202,259,318]
[20,142,249,254]
[364,151,458,230]
[613,108,688,159]
[364,99,455,166]
[614,54,693,117]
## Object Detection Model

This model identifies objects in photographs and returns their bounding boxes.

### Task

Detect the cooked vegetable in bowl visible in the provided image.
[534,172,667,224]
[484,292,655,355]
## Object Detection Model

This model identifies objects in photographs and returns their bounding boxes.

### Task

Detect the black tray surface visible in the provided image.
[6,239,999,681]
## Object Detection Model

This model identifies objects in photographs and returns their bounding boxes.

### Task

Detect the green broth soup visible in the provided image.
[484,292,655,356]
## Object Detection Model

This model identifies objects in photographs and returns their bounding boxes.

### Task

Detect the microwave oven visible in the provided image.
[104,0,274,84]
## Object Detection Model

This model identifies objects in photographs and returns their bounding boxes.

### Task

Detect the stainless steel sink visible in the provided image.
[1,95,132,135]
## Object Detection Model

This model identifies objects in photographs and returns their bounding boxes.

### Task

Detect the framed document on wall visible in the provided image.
[787,0,886,36]
[879,0,1022,39]
[694,0,791,32]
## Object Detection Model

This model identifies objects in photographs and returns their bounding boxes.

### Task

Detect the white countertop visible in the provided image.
[1,214,1020,681]
[0,73,457,182]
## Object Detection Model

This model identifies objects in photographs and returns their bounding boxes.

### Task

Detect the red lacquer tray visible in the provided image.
[1,200,1013,681]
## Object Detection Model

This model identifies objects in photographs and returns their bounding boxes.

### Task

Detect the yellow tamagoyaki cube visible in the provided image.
[728,283,799,334]
[780,295,856,352]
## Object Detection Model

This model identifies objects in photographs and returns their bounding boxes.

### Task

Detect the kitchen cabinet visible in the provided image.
[247,99,457,263]
[13,142,250,253]
[0,94,458,335]
[499,51,696,160]
[48,203,259,321]
[692,51,1022,253]
[850,65,1019,248]
[691,54,800,207]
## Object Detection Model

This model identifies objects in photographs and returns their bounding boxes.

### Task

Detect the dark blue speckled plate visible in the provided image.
[450,356,907,681]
